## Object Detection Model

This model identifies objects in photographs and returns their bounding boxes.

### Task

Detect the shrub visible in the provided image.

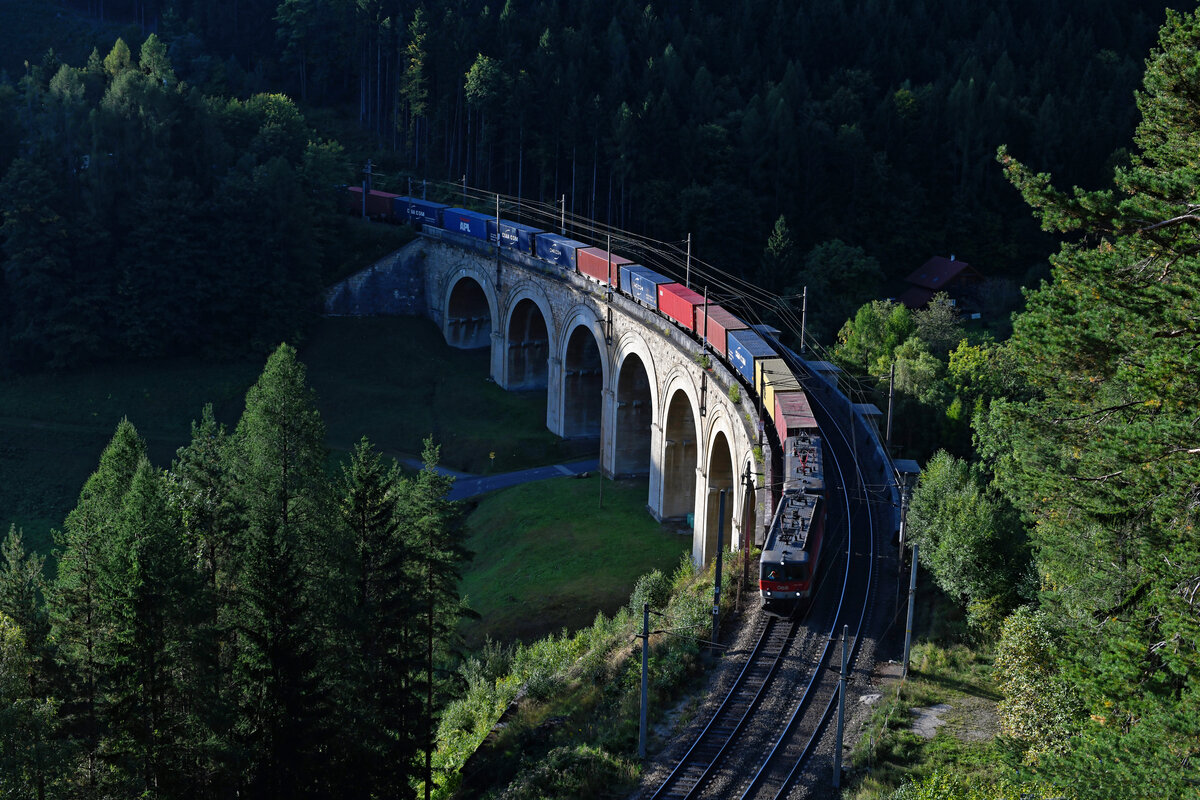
[993,606,1080,762]
[629,569,671,612]
[497,745,637,799]
[888,769,1059,799]
[433,669,522,784]
[671,552,697,592]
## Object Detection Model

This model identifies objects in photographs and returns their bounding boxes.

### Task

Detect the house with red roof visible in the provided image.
[897,255,984,309]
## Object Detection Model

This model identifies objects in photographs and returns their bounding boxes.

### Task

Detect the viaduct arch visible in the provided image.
[418,232,766,565]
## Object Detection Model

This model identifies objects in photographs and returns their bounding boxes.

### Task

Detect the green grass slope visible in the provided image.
[303,316,595,475]
[0,358,262,554]
[459,475,689,647]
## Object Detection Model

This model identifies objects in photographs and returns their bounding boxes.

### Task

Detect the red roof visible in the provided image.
[896,286,935,309]
[903,256,979,291]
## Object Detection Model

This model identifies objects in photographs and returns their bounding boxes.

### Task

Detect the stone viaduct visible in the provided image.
[327,226,774,566]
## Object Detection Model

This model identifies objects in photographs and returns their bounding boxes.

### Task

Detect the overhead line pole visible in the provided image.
[711,490,726,656]
[639,603,650,760]
[800,285,808,354]
[834,624,848,788]
[685,232,692,288]
[903,543,918,679]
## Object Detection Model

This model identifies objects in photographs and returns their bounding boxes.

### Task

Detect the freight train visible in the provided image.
[346,185,829,607]
[758,390,826,616]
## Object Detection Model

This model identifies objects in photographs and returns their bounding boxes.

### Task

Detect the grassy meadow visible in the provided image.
[302,316,595,474]
[458,475,690,647]
[0,315,593,557]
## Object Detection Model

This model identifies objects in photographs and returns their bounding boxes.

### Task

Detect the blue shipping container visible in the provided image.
[534,233,588,271]
[391,195,411,222]
[620,265,673,308]
[726,328,777,383]
[487,219,544,254]
[407,199,449,227]
[442,208,491,240]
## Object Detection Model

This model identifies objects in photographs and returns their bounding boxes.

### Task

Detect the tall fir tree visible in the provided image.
[0,526,51,690]
[164,403,238,794]
[0,529,60,800]
[95,458,200,797]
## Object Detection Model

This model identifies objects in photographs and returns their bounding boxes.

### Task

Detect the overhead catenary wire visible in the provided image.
[415,179,894,415]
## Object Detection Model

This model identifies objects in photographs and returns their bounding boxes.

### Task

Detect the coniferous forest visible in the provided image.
[3,345,472,798]
[2,0,1200,798]
[0,0,1183,369]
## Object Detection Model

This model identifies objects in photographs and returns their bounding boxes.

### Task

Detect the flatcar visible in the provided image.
[759,393,826,616]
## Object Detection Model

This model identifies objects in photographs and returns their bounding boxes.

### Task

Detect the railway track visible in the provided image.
[648,617,799,800]
[642,345,884,800]
[737,365,879,799]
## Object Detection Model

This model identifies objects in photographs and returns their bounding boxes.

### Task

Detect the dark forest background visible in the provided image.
[4,4,1200,799]
[0,0,1185,371]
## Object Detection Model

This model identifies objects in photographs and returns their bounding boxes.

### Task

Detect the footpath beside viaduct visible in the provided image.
[326,226,902,565]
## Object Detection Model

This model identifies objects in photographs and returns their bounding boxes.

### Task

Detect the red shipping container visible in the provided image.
[774,390,818,445]
[346,185,364,214]
[694,304,748,357]
[657,283,705,331]
[577,247,633,289]
[365,190,400,219]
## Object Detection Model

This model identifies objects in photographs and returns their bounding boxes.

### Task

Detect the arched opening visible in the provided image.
[662,389,697,519]
[563,325,602,438]
[506,299,549,389]
[705,431,735,563]
[446,277,491,348]
[614,353,653,476]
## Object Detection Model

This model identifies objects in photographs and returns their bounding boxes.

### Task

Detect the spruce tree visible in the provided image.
[335,438,421,798]
[96,458,199,797]
[0,526,51,689]
[0,530,59,800]
[399,438,473,800]
[49,418,146,794]
[226,343,336,796]
[165,404,238,794]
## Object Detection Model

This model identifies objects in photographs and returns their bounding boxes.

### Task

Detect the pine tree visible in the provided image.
[0,526,51,686]
[0,611,61,800]
[0,530,59,800]
[983,9,1200,796]
[96,458,199,796]
[165,404,239,795]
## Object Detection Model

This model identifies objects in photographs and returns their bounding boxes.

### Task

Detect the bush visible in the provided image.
[993,607,1079,762]
[888,769,1059,799]
[497,745,637,800]
[629,569,671,612]
[671,552,696,592]
[433,668,522,784]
